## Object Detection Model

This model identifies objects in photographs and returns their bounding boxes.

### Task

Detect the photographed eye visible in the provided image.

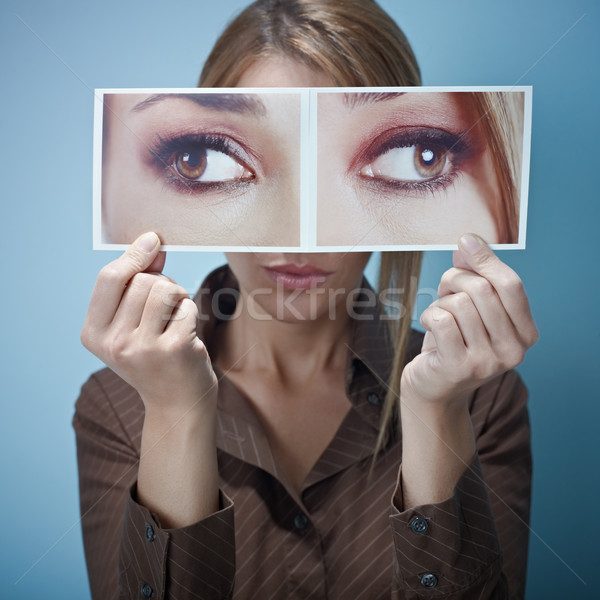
[360,143,450,182]
[149,133,256,191]
[356,128,472,193]
[173,147,254,183]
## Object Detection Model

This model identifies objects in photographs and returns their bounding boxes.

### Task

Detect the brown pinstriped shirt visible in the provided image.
[73,265,531,599]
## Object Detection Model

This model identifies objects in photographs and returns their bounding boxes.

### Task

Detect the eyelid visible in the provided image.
[148,131,257,172]
[351,126,475,175]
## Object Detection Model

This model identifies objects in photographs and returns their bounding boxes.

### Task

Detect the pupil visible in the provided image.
[183,151,201,168]
[421,148,435,165]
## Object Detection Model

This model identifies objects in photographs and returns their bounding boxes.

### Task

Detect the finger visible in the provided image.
[164,298,210,364]
[139,279,190,335]
[435,292,490,353]
[111,272,162,331]
[87,232,161,328]
[420,304,466,363]
[166,297,199,335]
[421,330,437,353]
[146,272,177,285]
[438,268,517,346]
[454,234,538,345]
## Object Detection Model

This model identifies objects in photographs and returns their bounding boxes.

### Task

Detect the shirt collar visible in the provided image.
[191,265,405,493]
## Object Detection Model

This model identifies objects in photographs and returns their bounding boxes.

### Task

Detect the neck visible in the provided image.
[214,290,353,386]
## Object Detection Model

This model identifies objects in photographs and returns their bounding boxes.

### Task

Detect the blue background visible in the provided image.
[1,1,598,598]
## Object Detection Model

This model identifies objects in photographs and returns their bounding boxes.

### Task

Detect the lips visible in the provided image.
[263,263,333,290]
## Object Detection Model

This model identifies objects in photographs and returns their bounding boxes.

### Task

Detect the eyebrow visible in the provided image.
[343,92,406,109]
[131,93,267,117]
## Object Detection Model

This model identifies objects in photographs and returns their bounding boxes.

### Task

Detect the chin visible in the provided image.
[251,290,339,324]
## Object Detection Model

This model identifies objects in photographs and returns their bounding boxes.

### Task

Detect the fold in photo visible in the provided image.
[97,90,304,249]
[315,89,527,248]
[94,87,530,251]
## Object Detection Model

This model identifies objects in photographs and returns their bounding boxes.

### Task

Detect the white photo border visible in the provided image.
[93,86,532,252]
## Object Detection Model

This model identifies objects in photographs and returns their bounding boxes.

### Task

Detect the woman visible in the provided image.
[75,1,538,598]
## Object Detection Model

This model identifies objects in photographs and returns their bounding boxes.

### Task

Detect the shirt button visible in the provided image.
[145,524,155,542]
[420,573,438,588]
[294,513,309,530]
[410,516,429,534]
[367,392,381,406]
[141,582,153,598]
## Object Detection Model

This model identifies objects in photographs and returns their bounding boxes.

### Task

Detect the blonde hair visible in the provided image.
[198,0,519,453]
[471,92,524,243]
[199,0,421,88]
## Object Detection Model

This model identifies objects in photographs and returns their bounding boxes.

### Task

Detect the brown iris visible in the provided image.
[414,144,447,179]
[175,150,207,180]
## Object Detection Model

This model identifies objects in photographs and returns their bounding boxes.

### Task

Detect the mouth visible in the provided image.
[263,263,334,290]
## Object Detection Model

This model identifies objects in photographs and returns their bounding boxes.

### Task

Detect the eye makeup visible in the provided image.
[353,126,479,197]
[147,131,257,195]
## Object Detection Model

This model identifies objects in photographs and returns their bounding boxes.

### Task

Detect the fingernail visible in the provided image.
[137,232,158,253]
[459,233,484,255]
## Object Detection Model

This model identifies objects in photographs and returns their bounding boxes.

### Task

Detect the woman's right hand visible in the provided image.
[81,231,218,418]
[82,231,220,525]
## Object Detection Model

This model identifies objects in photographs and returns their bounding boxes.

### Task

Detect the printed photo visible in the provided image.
[316,90,527,248]
[98,90,303,248]
[95,87,530,251]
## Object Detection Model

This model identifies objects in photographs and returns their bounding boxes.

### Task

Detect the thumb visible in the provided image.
[122,231,161,276]
[146,250,167,274]
[453,233,499,274]
[84,231,163,333]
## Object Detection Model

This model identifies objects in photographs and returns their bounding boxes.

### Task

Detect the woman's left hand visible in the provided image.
[401,233,539,409]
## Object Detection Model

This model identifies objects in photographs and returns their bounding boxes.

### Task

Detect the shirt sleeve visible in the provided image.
[73,372,236,600]
[389,370,531,599]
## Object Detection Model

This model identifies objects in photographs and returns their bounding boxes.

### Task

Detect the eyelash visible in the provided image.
[356,127,474,195]
[148,132,255,194]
